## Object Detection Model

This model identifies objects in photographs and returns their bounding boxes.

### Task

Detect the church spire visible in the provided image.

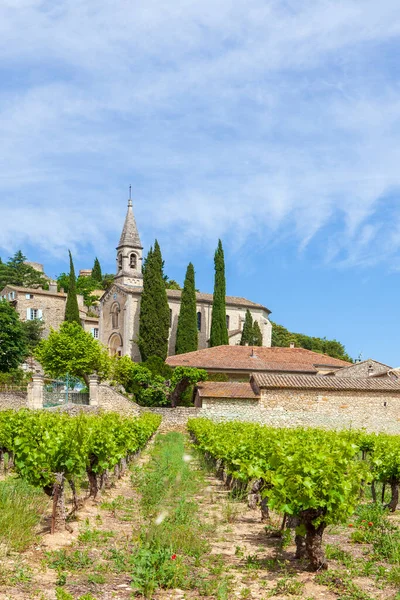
[117,190,142,250]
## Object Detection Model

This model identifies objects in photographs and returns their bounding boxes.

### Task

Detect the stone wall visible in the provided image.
[0,391,28,411]
[97,383,141,416]
[259,388,400,433]
[201,398,261,421]
[146,407,201,426]
[334,359,389,378]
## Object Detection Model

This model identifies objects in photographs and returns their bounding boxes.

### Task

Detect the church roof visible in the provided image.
[117,201,142,249]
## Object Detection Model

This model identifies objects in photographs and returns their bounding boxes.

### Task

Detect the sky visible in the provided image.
[1,0,400,365]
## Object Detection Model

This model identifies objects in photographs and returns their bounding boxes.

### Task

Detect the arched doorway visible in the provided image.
[108,333,123,356]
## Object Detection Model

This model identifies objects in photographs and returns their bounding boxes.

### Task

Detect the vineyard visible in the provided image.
[0,414,400,599]
[0,410,161,532]
[188,419,400,571]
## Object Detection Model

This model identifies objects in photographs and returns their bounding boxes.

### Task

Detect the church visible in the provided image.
[99,198,272,360]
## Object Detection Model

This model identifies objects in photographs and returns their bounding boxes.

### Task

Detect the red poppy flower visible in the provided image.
[171,554,177,560]
[348,524,354,527]
[368,522,373,527]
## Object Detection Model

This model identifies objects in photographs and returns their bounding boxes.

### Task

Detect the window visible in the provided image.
[26,308,42,320]
[197,311,202,331]
[169,308,172,327]
[25,293,33,299]
[91,328,99,339]
[226,315,230,330]
[130,253,137,269]
[118,253,122,270]
[111,302,120,329]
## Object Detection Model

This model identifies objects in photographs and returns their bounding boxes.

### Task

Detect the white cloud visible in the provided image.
[1,0,400,267]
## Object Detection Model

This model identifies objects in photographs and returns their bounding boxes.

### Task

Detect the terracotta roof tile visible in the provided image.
[166,346,350,373]
[252,373,400,392]
[196,381,259,399]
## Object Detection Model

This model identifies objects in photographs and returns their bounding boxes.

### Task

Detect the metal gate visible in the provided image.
[43,376,89,408]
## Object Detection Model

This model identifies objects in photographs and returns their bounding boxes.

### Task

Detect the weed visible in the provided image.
[240,587,251,598]
[130,543,187,599]
[78,527,115,545]
[316,569,374,600]
[0,478,46,552]
[55,589,73,600]
[87,572,106,584]
[46,549,93,571]
[222,499,240,523]
[268,576,304,596]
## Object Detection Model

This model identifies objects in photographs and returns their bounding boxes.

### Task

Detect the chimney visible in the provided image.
[48,281,58,293]
[290,342,295,349]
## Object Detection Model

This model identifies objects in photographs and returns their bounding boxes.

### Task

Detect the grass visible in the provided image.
[0,477,46,552]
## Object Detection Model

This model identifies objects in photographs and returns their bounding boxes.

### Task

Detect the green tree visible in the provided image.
[240,309,253,345]
[0,251,48,290]
[252,321,263,346]
[92,257,102,284]
[22,318,45,353]
[165,279,182,290]
[56,272,70,293]
[209,240,228,347]
[270,321,352,362]
[175,263,198,355]
[64,251,81,325]
[138,242,170,361]
[76,275,100,307]
[0,300,27,372]
[101,273,115,290]
[35,321,109,385]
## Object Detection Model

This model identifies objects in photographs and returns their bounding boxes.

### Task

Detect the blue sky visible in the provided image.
[1,0,400,365]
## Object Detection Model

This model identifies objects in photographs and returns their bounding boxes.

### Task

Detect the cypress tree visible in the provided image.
[138,241,170,361]
[64,251,81,325]
[175,263,198,355]
[252,321,263,346]
[240,309,253,345]
[209,239,229,347]
[92,257,102,283]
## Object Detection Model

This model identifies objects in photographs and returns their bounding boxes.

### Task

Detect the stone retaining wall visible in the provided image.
[146,407,201,426]
[0,391,28,411]
[97,384,141,416]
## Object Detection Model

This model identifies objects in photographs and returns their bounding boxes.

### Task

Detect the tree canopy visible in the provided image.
[64,251,81,325]
[35,321,109,384]
[240,310,263,346]
[175,263,198,355]
[0,251,48,290]
[210,240,229,347]
[138,241,170,361]
[111,355,207,407]
[91,257,102,284]
[0,300,27,372]
[271,321,352,362]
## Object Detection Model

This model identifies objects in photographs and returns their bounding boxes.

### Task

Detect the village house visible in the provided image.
[0,282,99,337]
[167,345,352,380]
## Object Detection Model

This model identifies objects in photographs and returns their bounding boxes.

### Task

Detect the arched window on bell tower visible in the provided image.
[130,253,137,269]
[197,311,202,331]
[118,253,122,271]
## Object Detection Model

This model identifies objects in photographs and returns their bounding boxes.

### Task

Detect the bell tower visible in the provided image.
[115,189,143,287]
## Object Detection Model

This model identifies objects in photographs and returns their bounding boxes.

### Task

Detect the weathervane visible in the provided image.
[128,184,132,207]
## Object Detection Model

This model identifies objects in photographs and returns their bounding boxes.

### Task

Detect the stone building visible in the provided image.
[192,373,400,433]
[1,283,99,337]
[99,199,272,360]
